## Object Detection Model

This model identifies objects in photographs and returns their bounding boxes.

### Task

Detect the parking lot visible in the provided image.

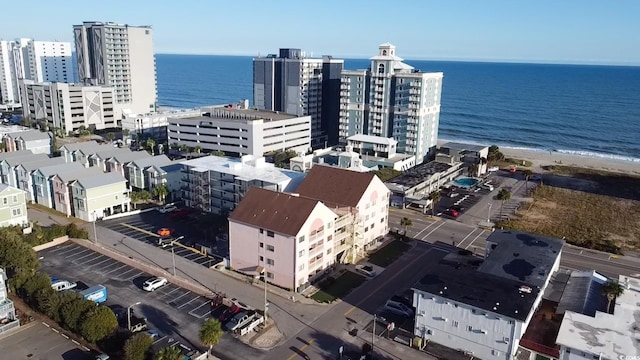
[0,322,90,360]
[99,210,227,267]
[37,242,264,358]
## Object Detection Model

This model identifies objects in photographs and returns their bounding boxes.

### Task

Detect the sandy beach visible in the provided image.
[500,148,640,175]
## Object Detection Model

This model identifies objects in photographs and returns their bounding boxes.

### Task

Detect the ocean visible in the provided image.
[156,54,640,162]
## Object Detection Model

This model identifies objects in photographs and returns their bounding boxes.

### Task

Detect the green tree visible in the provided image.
[273,150,298,168]
[602,281,625,314]
[428,191,441,216]
[522,169,533,194]
[146,138,156,155]
[210,150,225,157]
[155,346,183,360]
[130,191,141,209]
[61,297,96,332]
[370,168,402,182]
[20,272,51,300]
[487,145,505,162]
[179,144,189,152]
[400,217,413,237]
[80,305,118,343]
[107,132,115,142]
[152,184,169,204]
[123,129,130,138]
[124,332,154,360]
[199,318,223,354]
[497,188,512,218]
[0,229,41,290]
[33,288,65,321]
[194,145,202,153]
[171,142,180,150]
[468,164,479,177]
[139,190,151,203]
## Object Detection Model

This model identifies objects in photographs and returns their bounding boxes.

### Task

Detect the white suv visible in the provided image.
[384,300,414,317]
[142,277,168,292]
[157,205,177,213]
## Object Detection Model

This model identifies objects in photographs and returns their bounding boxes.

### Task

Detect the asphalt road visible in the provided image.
[0,322,90,360]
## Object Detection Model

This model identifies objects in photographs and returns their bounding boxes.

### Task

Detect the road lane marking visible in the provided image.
[465,231,486,250]
[344,306,356,317]
[457,228,478,248]
[119,223,160,237]
[420,221,447,241]
[287,339,316,360]
[413,220,440,239]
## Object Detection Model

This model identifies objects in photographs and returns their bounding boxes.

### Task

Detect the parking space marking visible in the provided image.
[125,271,144,281]
[152,335,167,345]
[98,261,122,272]
[117,268,139,278]
[86,257,113,269]
[73,252,101,263]
[156,286,182,298]
[49,245,78,254]
[183,253,202,260]
[168,291,193,304]
[176,295,201,309]
[64,248,92,259]
[77,253,108,265]
[161,289,190,302]
[119,223,160,237]
[188,300,212,318]
[105,264,129,274]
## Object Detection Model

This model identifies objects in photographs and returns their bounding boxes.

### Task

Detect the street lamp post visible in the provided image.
[171,242,176,276]
[487,203,492,223]
[92,211,98,244]
[264,271,269,323]
[127,301,141,331]
[371,314,377,359]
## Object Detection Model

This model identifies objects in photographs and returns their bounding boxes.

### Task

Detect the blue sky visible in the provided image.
[3,0,639,65]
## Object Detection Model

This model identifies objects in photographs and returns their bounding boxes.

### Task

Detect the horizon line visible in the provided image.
[152,52,640,67]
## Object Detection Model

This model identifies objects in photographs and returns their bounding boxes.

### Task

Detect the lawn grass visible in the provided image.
[367,240,411,267]
[311,271,366,303]
[490,158,534,169]
[496,184,640,254]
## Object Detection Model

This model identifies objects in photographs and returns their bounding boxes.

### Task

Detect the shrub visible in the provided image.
[80,306,118,343]
[66,223,89,239]
[124,332,154,360]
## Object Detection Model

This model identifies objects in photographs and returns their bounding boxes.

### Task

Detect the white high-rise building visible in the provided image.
[339,43,443,164]
[73,21,157,119]
[0,38,72,104]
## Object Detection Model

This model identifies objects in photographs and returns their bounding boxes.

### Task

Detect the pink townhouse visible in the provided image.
[51,167,103,216]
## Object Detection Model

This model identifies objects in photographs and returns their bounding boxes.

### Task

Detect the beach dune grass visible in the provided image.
[368,240,411,267]
[496,184,640,254]
[311,271,366,303]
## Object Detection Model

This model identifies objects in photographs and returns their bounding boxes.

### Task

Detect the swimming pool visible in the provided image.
[453,177,480,188]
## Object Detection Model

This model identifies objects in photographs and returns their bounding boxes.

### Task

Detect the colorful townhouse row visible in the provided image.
[0,141,182,221]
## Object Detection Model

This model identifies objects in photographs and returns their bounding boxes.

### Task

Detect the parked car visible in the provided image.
[390,295,413,308]
[142,277,168,292]
[158,205,178,213]
[444,209,459,218]
[219,305,242,322]
[488,166,499,172]
[157,228,172,236]
[451,205,466,212]
[479,183,494,191]
[355,264,376,277]
[448,192,460,198]
[383,300,414,317]
[225,311,257,331]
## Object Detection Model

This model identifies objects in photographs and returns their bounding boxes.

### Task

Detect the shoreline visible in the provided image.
[499,147,640,175]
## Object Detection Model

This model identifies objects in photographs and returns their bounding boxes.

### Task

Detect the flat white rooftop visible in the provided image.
[181,155,305,185]
[556,274,640,357]
[347,134,397,146]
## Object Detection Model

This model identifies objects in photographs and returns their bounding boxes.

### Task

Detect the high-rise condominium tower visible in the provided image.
[339,43,443,164]
[73,21,157,117]
[253,49,344,149]
[0,38,73,104]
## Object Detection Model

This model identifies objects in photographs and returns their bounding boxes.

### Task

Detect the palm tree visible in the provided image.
[130,191,140,210]
[522,169,533,194]
[123,129,130,139]
[199,318,223,354]
[106,132,115,143]
[428,191,441,216]
[153,184,169,204]
[497,188,512,218]
[468,164,479,177]
[155,346,182,360]
[602,280,624,314]
[146,138,156,155]
[194,145,202,154]
[400,217,413,237]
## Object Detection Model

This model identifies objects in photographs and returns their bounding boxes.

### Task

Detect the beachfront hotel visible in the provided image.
[339,43,443,164]
[73,21,157,119]
[253,48,344,149]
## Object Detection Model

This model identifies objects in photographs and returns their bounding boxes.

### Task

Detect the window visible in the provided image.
[259,256,264,261]
[299,250,305,257]
[12,208,21,216]
[298,264,304,271]
[298,235,305,243]
[266,245,275,252]
[259,242,264,248]
[267,259,275,266]
[326,248,332,254]
[12,195,17,203]
[2,197,6,205]
[467,326,473,331]
[267,231,274,237]
[452,321,459,327]
[266,272,274,279]
[260,228,264,234]
[380,217,384,223]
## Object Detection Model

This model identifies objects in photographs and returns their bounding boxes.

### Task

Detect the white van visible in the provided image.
[480,183,494,191]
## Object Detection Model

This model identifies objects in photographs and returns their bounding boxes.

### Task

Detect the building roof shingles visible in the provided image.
[75,172,127,189]
[229,187,321,237]
[295,165,375,208]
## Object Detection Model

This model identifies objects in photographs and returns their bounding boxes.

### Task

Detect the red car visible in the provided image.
[444,209,459,218]
[219,305,241,322]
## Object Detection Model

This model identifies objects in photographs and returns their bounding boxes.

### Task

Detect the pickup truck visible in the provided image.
[128,315,147,332]
[50,277,77,292]
[225,311,257,331]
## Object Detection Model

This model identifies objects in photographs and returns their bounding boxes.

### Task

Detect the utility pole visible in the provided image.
[92,211,98,244]
[264,271,269,323]
[171,241,176,276]
[487,203,492,223]
[372,314,376,359]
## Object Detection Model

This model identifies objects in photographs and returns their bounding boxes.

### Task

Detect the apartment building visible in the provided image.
[15,157,66,201]
[229,188,340,292]
[254,48,343,148]
[168,107,311,157]
[412,230,564,360]
[0,38,73,104]
[0,184,28,228]
[180,155,305,215]
[125,155,179,192]
[0,151,47,187]
[3,129,52,155]
[0,268,20,334]
[70,172,130,221]
[51,167,103,216]
[339,43,443,164]
[122,108,203,143]
[32,162,87,208]
[19,80,117,134]
[74,21,157,118]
